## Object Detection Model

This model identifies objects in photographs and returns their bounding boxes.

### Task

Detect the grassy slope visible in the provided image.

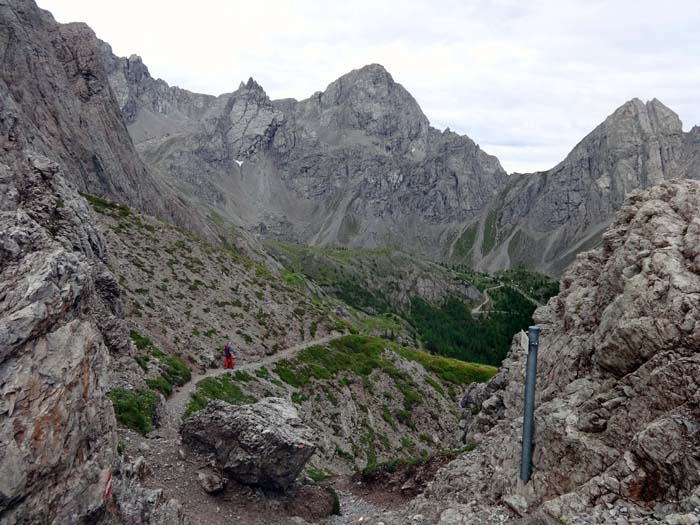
[268,241,558,366]
[185,335,497,473]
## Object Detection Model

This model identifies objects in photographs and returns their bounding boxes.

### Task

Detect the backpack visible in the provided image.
[224,343,232,357]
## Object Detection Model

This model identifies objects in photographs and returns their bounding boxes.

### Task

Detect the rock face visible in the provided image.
[180,399,316,490]
[0,1,198,521]
[0,151,119,522]
[384,179,700,523]
[467,99,700,276]
[0,0,216,240]
[103,54,507,257]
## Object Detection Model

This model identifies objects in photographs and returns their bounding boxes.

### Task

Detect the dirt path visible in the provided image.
[166,333,342,424]
[471,283,503,315]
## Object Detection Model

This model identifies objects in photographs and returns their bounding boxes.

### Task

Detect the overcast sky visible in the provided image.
[40,0,700,173]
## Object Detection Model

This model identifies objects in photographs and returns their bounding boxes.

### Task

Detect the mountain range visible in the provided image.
[100,47,700,275]
[2,1,700,523]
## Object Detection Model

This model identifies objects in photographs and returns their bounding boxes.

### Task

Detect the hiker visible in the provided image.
[224,341,235,369]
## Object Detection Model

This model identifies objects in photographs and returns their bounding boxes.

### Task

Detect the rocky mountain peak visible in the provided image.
[237,76,265,93]
[230,76,272,110]
[607,97,682,136]
[313,63,430,149]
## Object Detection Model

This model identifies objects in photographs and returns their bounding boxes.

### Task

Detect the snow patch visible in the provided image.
[235,159,244,167]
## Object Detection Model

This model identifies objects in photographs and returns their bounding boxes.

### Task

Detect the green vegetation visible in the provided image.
[185,374,257,417]
[410,295,534,365]
[360,444,476,480]
[396,346,497,385]
[109,388,158,435]
[359,313,405,337]
[282,271,305,288]
[453,223,477,260]
[81,192,131,218]
[382,406,398,430]
[482,210,498,254]
[130,330,153,350]
[268,241,556,367]
[273,336,425,419]
[325,486,341,515]
[306,467,333,482]
[495,268,559,303]
[454,269,498,292]
[130,330,191,397]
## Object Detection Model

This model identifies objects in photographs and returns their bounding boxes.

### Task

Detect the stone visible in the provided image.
[197,469,226,495]
[0,0,215,243]
[180,398,316,490]
[0,151,117,522]
[665,514,700,525]
[283,484,336,522]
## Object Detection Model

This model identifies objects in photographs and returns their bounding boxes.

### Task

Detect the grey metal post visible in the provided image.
[520,325,541,483]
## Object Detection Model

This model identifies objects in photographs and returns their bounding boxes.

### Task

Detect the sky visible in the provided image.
[40,0,700,174]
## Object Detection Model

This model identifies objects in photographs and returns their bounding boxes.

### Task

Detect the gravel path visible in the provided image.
[166,333,342,424]
[471,283,504,315]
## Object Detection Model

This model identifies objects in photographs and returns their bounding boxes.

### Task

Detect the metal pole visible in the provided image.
[520,325,541,483]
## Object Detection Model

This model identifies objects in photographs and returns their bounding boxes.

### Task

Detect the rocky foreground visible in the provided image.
[372,179,700,524]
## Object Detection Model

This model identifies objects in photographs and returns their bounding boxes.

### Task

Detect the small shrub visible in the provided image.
[382,406,397,431]
[395,409,413,428]
[291,391,308,404]
[325,486,341,516]
[134,355,150,371]
[130,330,153,350]
[232,370,254,382]
[146,376,173,396]
[306,467,332,482]
[185,375,256,418]
[254,367,271,379]
[109,388,158,435]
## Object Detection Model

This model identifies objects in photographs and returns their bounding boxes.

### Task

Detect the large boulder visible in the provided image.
[180,398,316,490]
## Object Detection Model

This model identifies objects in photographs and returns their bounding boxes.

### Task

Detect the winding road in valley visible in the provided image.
[471,283,504,315]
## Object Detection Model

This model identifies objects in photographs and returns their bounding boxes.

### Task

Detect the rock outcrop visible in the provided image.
[180,399,316,490]
[103,53,507,257]
[468,99,700,276]
[0,0,216,240]
[0,150,119,522]
[380,179,700,523]
[0,1,196,521]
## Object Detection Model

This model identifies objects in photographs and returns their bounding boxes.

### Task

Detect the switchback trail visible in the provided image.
[166,333,342,424]
[471,283,503,315]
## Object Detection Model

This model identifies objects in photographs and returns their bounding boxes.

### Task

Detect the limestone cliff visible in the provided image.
[466,99,700,276]
[103,54,507,257]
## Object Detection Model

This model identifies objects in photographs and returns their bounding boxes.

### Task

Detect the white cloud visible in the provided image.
[39,0,700,173]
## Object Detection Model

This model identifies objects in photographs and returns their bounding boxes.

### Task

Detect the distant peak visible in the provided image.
[237,77,265,92]
[358,63,389,74]
[246,77,262,90]
[616,97,673,114]
[351,63,393,82]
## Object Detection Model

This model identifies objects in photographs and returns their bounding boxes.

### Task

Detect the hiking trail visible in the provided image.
[166,333,342,425]
[471,283,503,315]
